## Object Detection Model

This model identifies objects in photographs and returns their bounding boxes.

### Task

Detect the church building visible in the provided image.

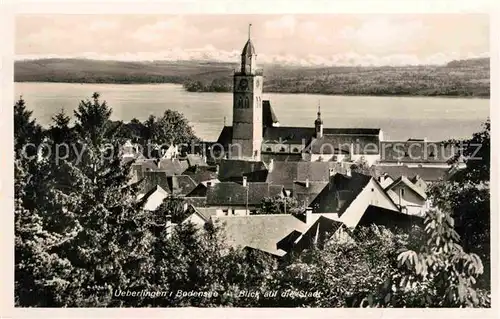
[214,25,384,165]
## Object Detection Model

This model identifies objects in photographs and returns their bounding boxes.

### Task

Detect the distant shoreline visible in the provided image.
[15,81,490,99]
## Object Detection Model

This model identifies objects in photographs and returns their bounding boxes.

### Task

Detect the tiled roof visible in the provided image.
[140,171,171,195]
[192,207,218,221]
[374,165,450,182]
[218,159,268,182]
[182,165,219,184]
[386,176,427,199]
[140,172,197,196]
[212,214,310,256]
[379,141,457,163]
[266,161,333,189]
[206,182,284,206]
[293,216,345,253]
[305,134,380,155]
[168,175,198,197]
[310,172,372,216]
[292,181,330,207]
[136,159,160,171]
[185,154,208,167]
[157,158,189,176]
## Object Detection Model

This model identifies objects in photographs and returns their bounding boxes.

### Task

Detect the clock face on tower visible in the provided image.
[238,79,248,91]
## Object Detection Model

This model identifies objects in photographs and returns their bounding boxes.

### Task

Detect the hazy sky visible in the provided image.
[15,14,489,66]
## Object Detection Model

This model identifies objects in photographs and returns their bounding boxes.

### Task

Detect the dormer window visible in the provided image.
[292,147,299,153]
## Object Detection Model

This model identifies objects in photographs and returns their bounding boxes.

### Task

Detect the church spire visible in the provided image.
[315,100,323,138]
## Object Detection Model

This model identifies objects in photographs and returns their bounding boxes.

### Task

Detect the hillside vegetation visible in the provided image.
[15,57,490,97]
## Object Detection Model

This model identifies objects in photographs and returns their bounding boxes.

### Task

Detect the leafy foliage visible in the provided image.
[258,196,305,216]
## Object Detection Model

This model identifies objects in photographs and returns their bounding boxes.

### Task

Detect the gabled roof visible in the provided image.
[386,176,427,200]
[135,158,159,171]
[206,182,284,207]
[138,185,169,211]
[292,181,330,207]
[310,172,372,215]
[374,165,450,182]
[182,165,218,184]
[157,158,189,176]
[266,161,332,189]
[185,154,208,167]
[218,159,267,182]
[167,175,198,197]
[191,207,218,221]
[140,172,197,196]
[380,141,456,163]
[261,153,303,162]
[212,214,310,257]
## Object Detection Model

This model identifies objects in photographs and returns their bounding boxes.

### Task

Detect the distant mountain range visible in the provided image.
[14,57,490,97]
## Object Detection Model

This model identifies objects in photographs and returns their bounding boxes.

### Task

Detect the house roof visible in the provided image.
[379,141,456,163]
[218,159,268,182]
[386,176,427,200]
[266,161,333,189]
[374,165,450,182]
[138,185,169,211]
[305,134,380,155]
[135,158,160,171]
[192,207,218,221]
[310,172,372,216]
[212,214,310,256]
[157,158,189,176]
[216,126,381,147]
[182,165,218,184]
[140,172,197,196]
[185,154,208,167]
[206,182,283,206]
[292,181,330,207]
[167,175,198,197]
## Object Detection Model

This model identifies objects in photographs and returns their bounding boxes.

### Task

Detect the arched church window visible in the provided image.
[266,147,272,152]
[280,147,286,152]
[238,97,242,108]
[244,97,249,108]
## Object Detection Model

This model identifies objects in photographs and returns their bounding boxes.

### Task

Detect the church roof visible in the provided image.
[242,39,256,56]
[263,100,279,127]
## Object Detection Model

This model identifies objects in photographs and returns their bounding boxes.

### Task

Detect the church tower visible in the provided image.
[230,24,263,161]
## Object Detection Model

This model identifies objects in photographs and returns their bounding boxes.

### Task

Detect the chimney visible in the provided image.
[305,207,313,224]
[242,176,248,187]
[268,159,274,172]
[305,178,310,188]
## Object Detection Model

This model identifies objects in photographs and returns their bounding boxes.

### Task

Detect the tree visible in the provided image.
[365,209,490,307]
[350,157,378,177]
[139,110,198,149]
[449,119,490,184]
[258,196,305,216]
[14,96,42,160]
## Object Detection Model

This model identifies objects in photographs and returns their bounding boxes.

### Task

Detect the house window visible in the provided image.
[371,188,374,192]
[401,189,405,197]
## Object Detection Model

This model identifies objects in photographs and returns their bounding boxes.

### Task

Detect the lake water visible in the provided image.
[15,82,490,142]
